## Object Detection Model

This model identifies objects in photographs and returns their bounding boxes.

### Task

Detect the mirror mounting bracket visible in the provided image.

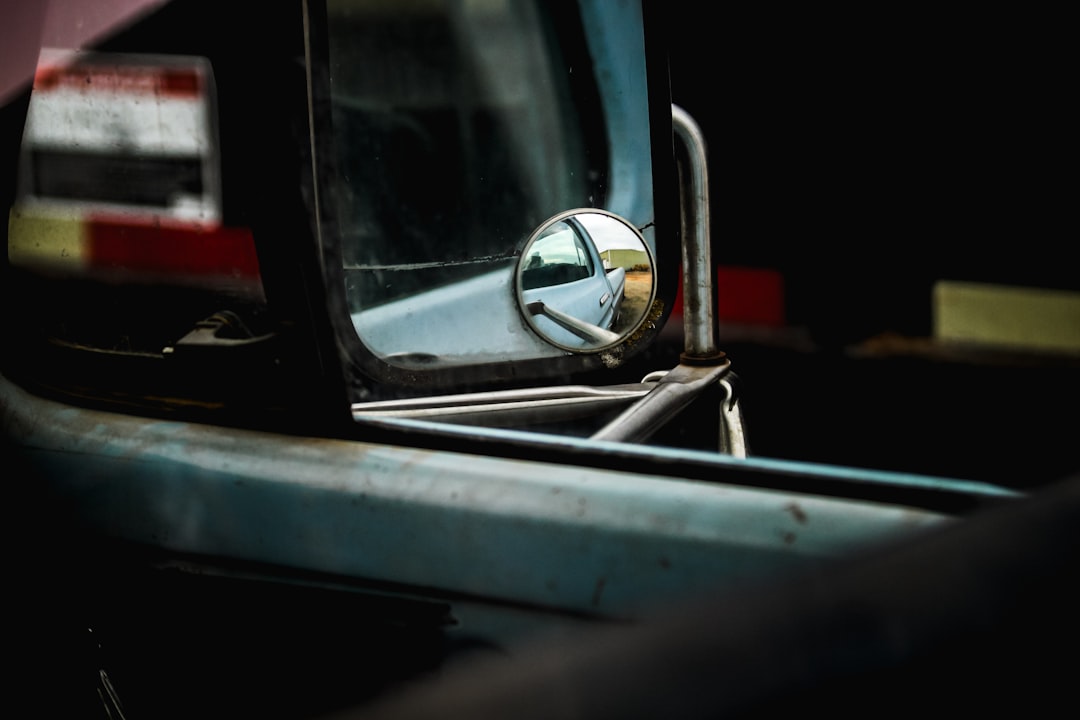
[673,104,724,366]
[586,107,746,453]
[351,106,748,456]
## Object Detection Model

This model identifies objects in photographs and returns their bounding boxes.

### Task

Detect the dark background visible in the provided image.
[5,6,1076,718]
[668,5,1072,311]
[659,5,1077,488]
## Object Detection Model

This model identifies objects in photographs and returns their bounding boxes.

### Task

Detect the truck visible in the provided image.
[2,2,1075,718]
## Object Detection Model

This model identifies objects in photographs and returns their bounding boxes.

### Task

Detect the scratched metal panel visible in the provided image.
[4,373,955,618]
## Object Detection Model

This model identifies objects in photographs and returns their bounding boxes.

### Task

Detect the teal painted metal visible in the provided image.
[354,414,1022,500]
[4,373,964,619]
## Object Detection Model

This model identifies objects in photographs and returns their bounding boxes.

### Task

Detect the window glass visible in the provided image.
[521,222,593,290]
[321,0,654,370]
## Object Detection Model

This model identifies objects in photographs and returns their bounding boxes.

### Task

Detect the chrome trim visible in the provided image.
[591,360,732,444]
[672,104,719,360]
[352,384,652,427]
[526,301,622,346]
[718,377,749,458]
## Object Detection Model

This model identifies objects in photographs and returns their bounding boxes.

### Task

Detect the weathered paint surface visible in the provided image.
[3,372,961,619]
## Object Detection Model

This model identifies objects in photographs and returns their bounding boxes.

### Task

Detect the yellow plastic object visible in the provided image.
[934,280,1080,354]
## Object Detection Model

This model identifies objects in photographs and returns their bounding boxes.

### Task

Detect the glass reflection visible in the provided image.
[323,0,653,366]
[517,210,654,352]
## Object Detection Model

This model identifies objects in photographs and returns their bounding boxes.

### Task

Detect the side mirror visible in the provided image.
[515,210,655,352]
[312,0,680,391]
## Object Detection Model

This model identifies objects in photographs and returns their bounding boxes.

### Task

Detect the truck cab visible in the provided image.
[3,2,1069,718]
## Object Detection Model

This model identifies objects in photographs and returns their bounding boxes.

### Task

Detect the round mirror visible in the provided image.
[515,209,656,353]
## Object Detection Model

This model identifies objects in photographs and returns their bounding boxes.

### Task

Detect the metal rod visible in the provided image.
[352,384,651,427]
[526,301,622,346]
[717,377,749,458]
[590,361,731,444]
[672,104,720,360]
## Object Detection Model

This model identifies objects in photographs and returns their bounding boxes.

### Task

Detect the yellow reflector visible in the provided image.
[8,208,87,268]
[934,280,1080,354]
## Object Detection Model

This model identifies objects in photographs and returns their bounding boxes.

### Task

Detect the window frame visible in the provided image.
[305,0,681,399]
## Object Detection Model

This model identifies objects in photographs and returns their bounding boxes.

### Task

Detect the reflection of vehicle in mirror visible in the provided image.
[517,209,654,351]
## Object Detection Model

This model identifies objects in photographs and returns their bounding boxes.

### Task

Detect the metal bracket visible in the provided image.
[351,106,747,454]
[673,104,723,364]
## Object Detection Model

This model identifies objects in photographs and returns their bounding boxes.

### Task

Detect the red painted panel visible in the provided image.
[671,266,785,328]
[86,218,261,279]
[717,266,785,327]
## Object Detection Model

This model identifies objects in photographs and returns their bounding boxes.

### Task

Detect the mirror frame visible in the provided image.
[306,0,680,397]
[515,208,658,354]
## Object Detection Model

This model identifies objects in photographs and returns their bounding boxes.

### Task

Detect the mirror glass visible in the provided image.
[320,0,657,371]
[516,210,655,352]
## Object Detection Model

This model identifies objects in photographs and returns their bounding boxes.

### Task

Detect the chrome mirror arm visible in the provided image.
[672,103,721,361]
[587,106,748,454]
[352,106,749,455]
